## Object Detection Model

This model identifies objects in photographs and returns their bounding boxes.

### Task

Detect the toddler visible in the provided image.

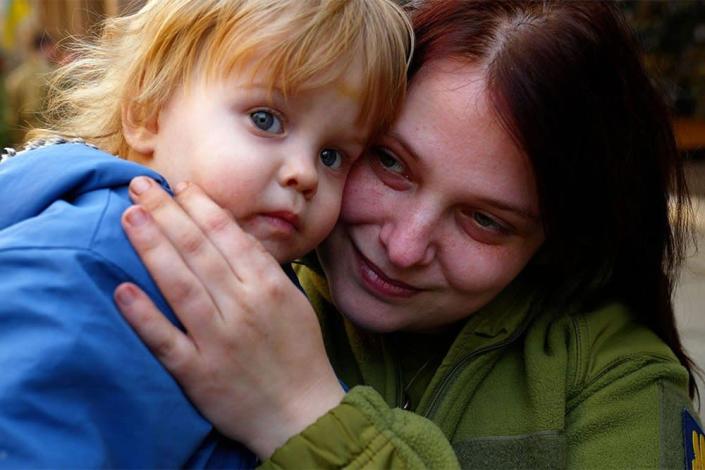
[0,0,411,467]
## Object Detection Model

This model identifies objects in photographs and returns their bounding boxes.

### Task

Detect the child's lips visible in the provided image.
[253,211,299,236]
[263,211,299,229]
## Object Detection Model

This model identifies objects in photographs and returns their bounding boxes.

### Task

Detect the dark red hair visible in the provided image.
[409,0,696,396]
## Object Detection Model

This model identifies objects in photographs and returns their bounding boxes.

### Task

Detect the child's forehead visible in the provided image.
[206,54,366,102]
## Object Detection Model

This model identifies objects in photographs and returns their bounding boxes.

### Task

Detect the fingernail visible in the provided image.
[131,176,152,195]
[115,284,137,306]
[125,206,148,227]
[174,181,189,194]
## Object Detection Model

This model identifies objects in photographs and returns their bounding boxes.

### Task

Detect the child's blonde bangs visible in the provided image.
[30,0,412,155]
[203,0,412,133]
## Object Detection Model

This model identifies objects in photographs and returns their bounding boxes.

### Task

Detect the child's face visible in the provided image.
[134,64,368,262]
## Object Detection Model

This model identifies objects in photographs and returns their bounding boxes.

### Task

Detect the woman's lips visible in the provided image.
[353,246,421,298]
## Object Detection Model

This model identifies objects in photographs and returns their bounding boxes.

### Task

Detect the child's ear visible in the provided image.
[122,102,159,156]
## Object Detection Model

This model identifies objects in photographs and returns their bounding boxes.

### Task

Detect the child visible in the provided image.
[0,0,411,467]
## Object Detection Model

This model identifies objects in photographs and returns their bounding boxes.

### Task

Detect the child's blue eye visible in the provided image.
[320,149,343,169]
[250,110,284,134]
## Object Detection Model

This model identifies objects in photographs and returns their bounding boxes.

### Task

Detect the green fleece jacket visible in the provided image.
[263,266,702,469]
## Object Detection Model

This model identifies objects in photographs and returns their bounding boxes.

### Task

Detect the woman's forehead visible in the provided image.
[390,60,539,215]
[404,60,497,149]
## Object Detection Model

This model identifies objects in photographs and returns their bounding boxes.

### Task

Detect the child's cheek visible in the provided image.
[192,165,259,220]
[311,181,346,244]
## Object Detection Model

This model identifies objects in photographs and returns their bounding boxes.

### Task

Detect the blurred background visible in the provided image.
[0,0,141,147]
[0,0,704,405]
[620,1,705,411]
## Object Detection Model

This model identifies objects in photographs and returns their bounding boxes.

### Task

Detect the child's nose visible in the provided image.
[279,153,319,200]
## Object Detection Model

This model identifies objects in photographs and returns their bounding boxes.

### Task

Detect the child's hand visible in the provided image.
[114,177,344,459]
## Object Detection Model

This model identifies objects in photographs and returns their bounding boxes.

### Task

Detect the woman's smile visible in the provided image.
[353,244,422,299]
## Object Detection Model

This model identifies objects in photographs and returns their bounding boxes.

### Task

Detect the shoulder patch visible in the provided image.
[684,409,704,470]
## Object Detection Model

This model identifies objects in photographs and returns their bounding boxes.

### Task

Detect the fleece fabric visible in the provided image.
[263,264,703,469]
[0,144,256,468]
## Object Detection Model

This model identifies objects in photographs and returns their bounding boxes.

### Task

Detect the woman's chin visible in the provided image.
[331,289,406,333]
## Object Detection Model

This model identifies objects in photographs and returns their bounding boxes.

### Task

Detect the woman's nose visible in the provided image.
[379,213,437,268]
[279,152,319,200]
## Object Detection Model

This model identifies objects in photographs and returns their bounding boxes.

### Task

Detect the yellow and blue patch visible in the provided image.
[684,409,704,470]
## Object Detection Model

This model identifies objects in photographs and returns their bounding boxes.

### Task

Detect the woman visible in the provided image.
[114,1,702,467]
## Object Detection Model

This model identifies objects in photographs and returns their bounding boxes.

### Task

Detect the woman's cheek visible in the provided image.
[443,242,518,294]
[340,159,390,222]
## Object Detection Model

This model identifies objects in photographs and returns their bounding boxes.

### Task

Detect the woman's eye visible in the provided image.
[320,149,344,169]
[458,210,510,244]
[250,110,284,134]
[369,146,413,190]
[377,148,405,174]
[473,212,502,230]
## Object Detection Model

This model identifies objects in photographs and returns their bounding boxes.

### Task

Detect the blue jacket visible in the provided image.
[0,144,256,468]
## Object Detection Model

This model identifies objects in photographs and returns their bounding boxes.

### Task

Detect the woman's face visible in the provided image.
[317,60,545,333]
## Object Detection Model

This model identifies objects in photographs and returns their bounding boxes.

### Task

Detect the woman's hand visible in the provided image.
[113,177,345,459]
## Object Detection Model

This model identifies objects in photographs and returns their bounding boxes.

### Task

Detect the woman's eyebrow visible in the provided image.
[386,131,420,162]
[476,195,540,222]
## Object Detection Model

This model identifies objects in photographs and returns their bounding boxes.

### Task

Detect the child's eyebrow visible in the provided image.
[237,83,287,101]
[336,134,370,153]
[336,81,361,100]
[346,134,368,146]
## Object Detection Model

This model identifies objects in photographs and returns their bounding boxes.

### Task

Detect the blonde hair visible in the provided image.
[31,0,412,156]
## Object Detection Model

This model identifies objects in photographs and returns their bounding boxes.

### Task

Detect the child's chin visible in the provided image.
[258,239,301,264]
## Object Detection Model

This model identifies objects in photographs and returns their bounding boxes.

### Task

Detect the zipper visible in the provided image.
[396,365,406,409]
[420,311,535,420]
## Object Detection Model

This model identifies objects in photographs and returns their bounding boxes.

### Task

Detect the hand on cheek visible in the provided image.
[115,177,345,458]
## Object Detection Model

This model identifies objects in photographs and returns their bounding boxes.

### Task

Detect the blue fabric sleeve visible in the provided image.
[0,247,253,468]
